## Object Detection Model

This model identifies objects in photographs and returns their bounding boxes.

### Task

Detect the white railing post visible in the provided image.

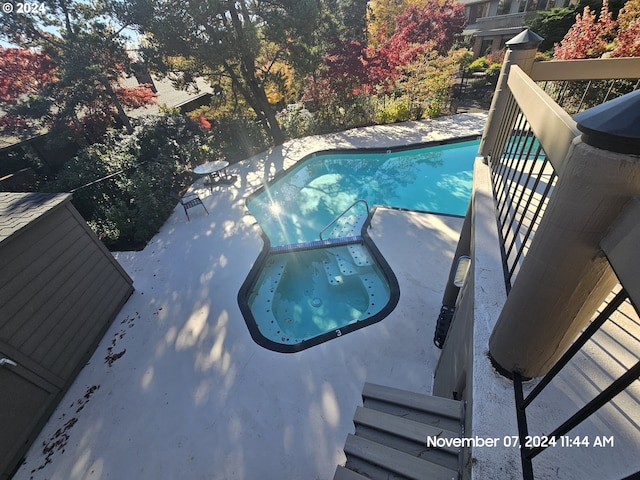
[489,90,640,378]
[479,29,543,159]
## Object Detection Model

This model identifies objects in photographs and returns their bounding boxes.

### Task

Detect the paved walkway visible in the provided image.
[15,114,486,480]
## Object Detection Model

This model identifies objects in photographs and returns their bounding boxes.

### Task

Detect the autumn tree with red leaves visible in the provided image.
[0,48,57,133]
[611,0,640,57]
[390,1,467,56]
[0,48,56,103]
[553,0,616,59]
[550,0,639,114]
[0,1,156,142]
[305,0,466,125]
[316,0,465,96]
[554,0,640,59]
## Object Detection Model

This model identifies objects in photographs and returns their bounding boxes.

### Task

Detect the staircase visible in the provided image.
[334,383,465,480]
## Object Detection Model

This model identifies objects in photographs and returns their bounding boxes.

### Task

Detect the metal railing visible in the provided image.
[319,199,370,241]
[539,78,640,115]
[490,114,556,290]
[488,59,640,289]
[513,286,640,480]
[482,54,640,479]
[487,65,577,289]
[530,58,640,115]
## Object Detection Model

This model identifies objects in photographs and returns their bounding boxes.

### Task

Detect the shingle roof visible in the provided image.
[1,76,213,150]
[0,192,70,243]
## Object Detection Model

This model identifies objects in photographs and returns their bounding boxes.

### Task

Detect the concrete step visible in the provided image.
[333,465,370,480]
[363,382,464,434]
[353,405,460,472]
[334,382,465,480]
[342,434,459,480]
[354,406,460,455]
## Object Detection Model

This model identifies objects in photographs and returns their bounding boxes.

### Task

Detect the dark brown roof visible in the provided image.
[0,192,70,243]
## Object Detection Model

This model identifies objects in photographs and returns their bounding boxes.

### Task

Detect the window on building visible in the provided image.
[468,1,491,23]
[518,0,548,11]
[498,0,512,15]
[481,37,494,56]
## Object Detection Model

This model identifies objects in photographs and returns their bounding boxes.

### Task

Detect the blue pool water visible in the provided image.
[248,139,480,247]
[247,245,391,347]
[239,138,480,352]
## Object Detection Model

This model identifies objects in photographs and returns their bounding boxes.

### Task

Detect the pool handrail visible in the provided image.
[319,199,371,241]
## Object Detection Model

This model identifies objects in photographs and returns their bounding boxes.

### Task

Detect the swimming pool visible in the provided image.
[239,137,480,352]
[248,139,479,247]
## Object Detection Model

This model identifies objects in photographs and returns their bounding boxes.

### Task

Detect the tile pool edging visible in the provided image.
[237,206,400,353]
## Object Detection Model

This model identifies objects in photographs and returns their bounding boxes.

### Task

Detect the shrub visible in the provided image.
[485,63,503,86]
[47,113,210,250]
[535,51,553,62]
[396,48,467,120]
[467,56,490,72]
[374,97,411,123]
[309,94,376,134]
[187,106,270,162]
[276,103,316,139]
[486,49,506,64]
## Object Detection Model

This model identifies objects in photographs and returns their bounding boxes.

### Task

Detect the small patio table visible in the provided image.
[193,160,230,191]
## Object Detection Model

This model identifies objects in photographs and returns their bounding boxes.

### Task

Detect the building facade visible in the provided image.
[459,0,577,56]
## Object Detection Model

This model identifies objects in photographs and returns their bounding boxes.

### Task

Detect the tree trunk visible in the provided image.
[226,1,285,145]
[223,63,285,145]
[253,84,285,145]
[101,76,133,134]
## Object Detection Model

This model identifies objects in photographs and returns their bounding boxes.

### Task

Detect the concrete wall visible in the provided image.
[433,158,520,479]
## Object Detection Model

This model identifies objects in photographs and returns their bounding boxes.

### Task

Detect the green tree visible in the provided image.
[49,113,208,249]
[399,49,468,119]
[0,0,156,142]
[257,0,340,85]
[338,0,369,42]
[114,0,331,145]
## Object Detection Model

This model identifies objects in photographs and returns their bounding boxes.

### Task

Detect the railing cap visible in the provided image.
[575,89,640,155]
[506,29,543,50]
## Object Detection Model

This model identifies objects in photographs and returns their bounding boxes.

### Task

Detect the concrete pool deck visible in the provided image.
[14,113,487,480]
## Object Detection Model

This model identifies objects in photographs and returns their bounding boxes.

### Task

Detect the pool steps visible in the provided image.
[328,211,368,238]
[323,255,344,285]
[324,243,374,284]
[334,382,464,480]
[271,237,364,289]
[347,244,372,267]
[269,209,368,255]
